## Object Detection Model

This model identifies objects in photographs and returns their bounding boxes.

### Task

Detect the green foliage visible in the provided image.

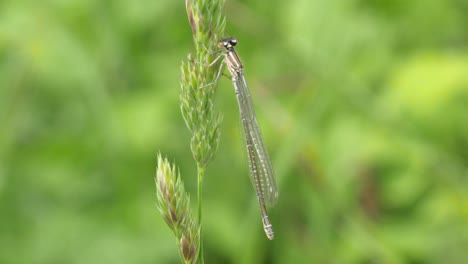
[155,155,199,263]
[180,0,224,167]
[160,0,225,262]
[0,0,467,263]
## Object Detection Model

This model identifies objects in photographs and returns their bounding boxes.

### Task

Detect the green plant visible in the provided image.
[155,155,199,263]
[155,0,225,263]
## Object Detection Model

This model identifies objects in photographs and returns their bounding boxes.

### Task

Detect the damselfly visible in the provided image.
[214,37,279,240]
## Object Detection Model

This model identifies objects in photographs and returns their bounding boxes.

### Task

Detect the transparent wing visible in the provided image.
[234,74,278,208]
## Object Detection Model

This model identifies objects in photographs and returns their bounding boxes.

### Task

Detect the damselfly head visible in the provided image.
[219,37,238,49]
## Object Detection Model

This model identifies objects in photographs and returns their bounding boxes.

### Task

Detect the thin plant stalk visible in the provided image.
[181,0,226,263]
[197,164,205,263]
[156,0,225,263]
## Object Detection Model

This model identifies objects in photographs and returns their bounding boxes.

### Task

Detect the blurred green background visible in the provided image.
[1,0,467,263]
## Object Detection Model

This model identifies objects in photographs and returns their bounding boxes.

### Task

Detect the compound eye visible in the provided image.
[230,38,238,46]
